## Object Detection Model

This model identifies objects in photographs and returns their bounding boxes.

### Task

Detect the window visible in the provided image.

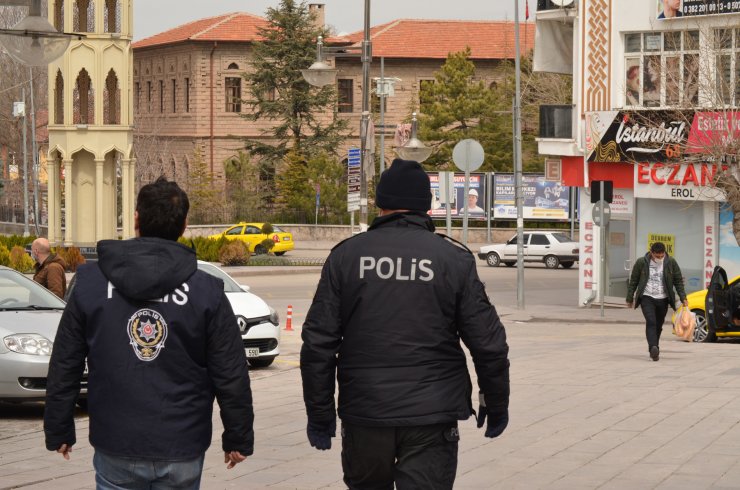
[227,62,240,70]
[530,234,550,246]
[713,28,740,106]
[104,69,120,124]
[104,0,120,33]
[73,68,93,124]
[159,80,164,113]
[134,82,140,111]
[171,79,177,112]
[54,70,64,124]
[371,91,386,114]
[623,30,699,107]
[184,78,190,112]
[337,79,353,113]
[419,79,435,113]
[225,77,242,113]
[147,81,152,112]
[53,0,64,32]
[73,0,95,33]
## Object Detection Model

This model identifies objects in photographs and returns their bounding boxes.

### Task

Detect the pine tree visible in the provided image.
[187,147,224,224]
[277,151,347,223]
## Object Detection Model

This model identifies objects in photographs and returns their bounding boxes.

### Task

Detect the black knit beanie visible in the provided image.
[375,158,432,211]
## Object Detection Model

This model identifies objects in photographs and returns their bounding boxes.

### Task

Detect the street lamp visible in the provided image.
[396,112,432,163]
[0,0,79,66]
[302,0,373,230]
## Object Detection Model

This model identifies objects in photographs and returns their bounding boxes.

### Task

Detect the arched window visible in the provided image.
[54,70,64,124]
[104,0,121,33]
[74,68,94,124]
[104,69,120,124]
[227,62,239,70]
[53,0,64,32]
[170,158,177,180]
[73,0,95,33]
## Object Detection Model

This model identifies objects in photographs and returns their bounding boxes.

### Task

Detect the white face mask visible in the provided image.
[653,256,664,264]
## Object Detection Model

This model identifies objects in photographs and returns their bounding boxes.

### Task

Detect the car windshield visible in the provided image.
[0,268,66,309]
[272,225,285,233]
[197,262,244,293]
[551,233,575,243]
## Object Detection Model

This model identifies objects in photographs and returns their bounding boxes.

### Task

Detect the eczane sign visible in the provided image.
[634,162,726,201]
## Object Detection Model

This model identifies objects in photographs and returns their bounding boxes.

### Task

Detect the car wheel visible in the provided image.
[274,251,286,256]
[248,357,275,368]
[561,261,575,269]
[504,262,516,267]
[544,255,560,269]
[486,253,501,267]
[692,309,717,343]
[254,245,268,255]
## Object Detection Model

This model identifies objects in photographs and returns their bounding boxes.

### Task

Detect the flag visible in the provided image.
[525,0,530,20]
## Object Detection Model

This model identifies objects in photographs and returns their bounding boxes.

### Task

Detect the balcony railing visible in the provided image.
[539,105,573,139]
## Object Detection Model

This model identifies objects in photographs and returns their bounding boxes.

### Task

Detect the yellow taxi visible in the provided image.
[671,267,740,343]
[209,223,295,255]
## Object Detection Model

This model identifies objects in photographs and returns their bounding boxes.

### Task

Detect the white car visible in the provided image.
[477,231,579,269]
[197,261,280,368]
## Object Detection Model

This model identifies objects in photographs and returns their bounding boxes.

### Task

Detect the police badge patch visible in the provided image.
[127,308,168,361]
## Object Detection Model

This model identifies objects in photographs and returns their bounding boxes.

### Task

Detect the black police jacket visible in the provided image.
[44,238,254,460]
[301,212,510,427]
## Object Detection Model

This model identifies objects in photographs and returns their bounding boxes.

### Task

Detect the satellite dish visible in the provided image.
[551,0,575,6]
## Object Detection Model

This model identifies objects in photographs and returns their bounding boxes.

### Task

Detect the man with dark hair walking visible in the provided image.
[301,159,510,489]
[627,241,688,361]
[44,177,254,489]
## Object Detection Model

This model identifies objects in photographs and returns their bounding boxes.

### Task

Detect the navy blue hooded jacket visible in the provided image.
[44,238,254,460]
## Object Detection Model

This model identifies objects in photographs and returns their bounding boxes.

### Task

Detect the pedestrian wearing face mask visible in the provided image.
[626,242,687,361]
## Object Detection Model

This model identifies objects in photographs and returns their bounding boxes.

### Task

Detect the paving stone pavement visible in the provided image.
[3,316,740,489]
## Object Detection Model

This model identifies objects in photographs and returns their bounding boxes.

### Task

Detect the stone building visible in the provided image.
[132,4,534,185]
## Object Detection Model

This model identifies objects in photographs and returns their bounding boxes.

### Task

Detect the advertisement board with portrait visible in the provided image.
[428,172,487,220]
[492,174,571,220]
[657,0,683,19]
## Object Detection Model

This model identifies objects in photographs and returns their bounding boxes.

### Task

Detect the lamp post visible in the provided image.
[513,0,525,310]
[396,113,432,163]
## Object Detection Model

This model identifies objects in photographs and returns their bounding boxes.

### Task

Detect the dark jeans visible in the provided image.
[640,296,670,350]
[341,422,459,490]
[93,451,205,490]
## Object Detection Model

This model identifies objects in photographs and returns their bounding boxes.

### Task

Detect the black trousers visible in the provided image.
[640,296,670,350]
[341,422,459,490]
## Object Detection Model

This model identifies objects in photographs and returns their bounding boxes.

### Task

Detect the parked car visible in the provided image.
[478,231,579,269]
[197,261,280,368]
[208,222,295,255]
[0,266,87,402]
[688,265,740,343]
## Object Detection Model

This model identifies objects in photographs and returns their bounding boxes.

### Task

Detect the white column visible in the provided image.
[95,158,105,241]
[63,158,74,246]
[48,158,58,245]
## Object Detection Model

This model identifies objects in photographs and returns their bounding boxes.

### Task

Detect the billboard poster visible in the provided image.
[428,172,487,219]
[680,0,740,17]
[493,174,570,220]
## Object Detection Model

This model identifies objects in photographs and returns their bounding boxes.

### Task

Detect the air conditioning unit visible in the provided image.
[551,0,575,6]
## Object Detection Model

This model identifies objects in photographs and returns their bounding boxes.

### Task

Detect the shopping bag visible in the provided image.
[674,305,695,342]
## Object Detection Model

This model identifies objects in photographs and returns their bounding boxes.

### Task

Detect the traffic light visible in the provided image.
[590,180,613,203]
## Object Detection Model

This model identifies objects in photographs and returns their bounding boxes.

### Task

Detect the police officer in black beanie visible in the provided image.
[301,158,510,489]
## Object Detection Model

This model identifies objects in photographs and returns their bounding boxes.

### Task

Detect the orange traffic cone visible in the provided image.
[285,305,293,331]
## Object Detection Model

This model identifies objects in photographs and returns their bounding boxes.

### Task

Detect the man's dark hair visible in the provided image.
[650,242,666,254]
[136,177,189,241]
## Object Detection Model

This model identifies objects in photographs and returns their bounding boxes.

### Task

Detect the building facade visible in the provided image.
[131,5,534,186]
[535,0,740,306]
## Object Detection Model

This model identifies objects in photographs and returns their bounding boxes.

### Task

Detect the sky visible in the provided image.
[133,0,532,41]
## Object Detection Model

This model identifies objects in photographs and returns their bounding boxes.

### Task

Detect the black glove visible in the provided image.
[476,394,508,438]
[306,418,336,450]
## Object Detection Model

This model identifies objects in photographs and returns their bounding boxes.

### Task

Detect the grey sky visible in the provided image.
[134,0,531,41]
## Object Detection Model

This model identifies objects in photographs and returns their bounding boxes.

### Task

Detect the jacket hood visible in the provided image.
[35,253,66,272]
[97,238,197,300]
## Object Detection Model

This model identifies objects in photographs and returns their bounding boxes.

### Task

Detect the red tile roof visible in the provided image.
[329,19,535,59]
[133,12,269,49]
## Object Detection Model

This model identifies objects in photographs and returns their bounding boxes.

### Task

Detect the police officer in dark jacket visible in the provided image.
[301,159,510,489]
[44,177,254,488]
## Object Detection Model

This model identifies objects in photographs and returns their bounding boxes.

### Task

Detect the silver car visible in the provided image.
[0,266,84,401]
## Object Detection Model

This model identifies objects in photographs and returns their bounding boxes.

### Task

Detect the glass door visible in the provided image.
[606,218,632,302]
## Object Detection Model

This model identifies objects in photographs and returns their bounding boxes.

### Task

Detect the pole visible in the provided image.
[29,68,40,235]
[463,168,470,246]
[379,57,386,174]
[599,180,605,317]
[445,172,452,236]
[22,87,29,237]
[514,0,525,309]
[570,185,576,240]
[486,172,492,243]
[358,0,372,231]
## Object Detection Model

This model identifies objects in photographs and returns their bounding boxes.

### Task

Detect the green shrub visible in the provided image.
[55,247,86,272]
[218,240,250,266]
[0,243,11,267]
[179,235,230,262]
[261,223,274,235]
[257,238,275,254]
[9,246,34,273]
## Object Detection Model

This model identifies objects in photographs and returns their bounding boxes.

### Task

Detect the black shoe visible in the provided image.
[650,346,659,361]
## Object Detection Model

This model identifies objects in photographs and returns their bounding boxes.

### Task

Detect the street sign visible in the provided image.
[592,200,611,226]
[347,147,361,212]
[452,139,484,172]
